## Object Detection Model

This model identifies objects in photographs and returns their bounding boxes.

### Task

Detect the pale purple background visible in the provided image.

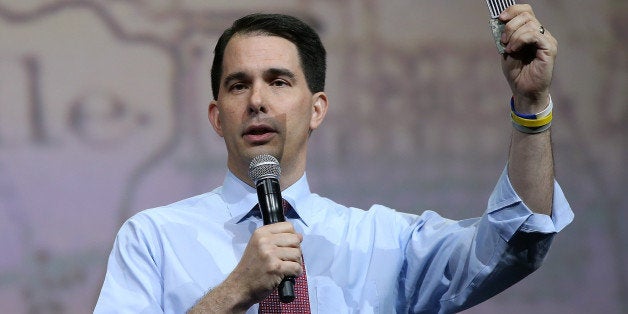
[0,0,626,313]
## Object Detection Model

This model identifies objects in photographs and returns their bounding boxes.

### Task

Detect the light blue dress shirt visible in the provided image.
[95,167,573,313]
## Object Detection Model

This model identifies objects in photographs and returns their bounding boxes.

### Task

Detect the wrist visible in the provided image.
[510,95,553,134]
[510,95,553,119]
[189,280,251,314]
[512,92,550,114]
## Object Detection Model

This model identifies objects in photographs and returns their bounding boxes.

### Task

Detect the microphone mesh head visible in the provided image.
[248,154,281,183]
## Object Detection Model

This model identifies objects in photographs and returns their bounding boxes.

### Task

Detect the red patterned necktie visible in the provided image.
[258,200,311,313]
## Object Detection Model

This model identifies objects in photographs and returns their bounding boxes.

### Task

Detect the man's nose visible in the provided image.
[248,83,268,114]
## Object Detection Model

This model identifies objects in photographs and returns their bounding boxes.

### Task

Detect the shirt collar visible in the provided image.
[221,170,314,226]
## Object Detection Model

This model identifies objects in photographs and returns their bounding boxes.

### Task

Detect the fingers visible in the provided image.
[499,7,534,43]
[257,222,303,247]
[498,3,533,21]
[226,222,304,304]
[261,247,304,277]
[252,223,304,276]
[498,4,557,56]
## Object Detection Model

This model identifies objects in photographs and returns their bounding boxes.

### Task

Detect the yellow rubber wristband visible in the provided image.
[511,110,553,128]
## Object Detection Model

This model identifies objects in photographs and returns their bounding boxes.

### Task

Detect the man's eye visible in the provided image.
[230,83,247,91]
[271,80,289,87]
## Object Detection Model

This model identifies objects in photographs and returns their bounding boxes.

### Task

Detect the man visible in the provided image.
[95,4,573,313]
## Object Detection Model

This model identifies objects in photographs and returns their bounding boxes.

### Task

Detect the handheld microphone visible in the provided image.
[248,154,295,303]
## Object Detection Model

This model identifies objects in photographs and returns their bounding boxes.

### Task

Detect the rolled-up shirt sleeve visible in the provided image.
[401,165,574,313]
[487,165,574,241]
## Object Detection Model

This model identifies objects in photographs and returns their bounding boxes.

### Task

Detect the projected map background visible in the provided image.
[1,1,626,313]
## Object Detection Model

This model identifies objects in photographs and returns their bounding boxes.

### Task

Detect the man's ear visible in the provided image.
[310,92,328,131]
[208,100,224,137]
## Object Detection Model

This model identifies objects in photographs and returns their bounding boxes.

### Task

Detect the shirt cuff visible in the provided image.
[486,166,574,242]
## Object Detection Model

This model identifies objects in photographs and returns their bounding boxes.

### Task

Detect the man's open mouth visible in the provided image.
[243,124,277,143]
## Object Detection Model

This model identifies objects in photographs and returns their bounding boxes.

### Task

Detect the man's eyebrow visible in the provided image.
[222,71,248,87]
[222,68,297,88]
[264,68,296,80]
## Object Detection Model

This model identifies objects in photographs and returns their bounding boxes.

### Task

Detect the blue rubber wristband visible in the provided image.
[510,97,538,119]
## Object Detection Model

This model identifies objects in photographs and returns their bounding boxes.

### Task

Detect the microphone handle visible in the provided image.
[256,178,296,303]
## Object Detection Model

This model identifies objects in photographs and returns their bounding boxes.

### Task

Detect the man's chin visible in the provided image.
[245,146,282,162]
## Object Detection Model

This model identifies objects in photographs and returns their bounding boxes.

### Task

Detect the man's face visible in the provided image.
[209,34,327,185]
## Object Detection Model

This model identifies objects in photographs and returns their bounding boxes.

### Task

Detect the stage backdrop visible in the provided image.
[1,0,626,313]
